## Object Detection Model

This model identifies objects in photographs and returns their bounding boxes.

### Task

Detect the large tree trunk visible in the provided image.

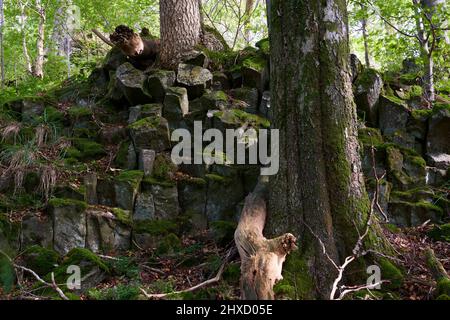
[33,0,46,78]
[0,0,4,89]
[266,0,386,299]
[159,0,201,69]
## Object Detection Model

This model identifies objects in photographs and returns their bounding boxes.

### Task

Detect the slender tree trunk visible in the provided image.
[244,0,255,44]
[159,0,202,69]
[414,0,436,101]
[267,0,386,299]
[0,0,5,89]
[19,1,33,74]
[360,5,371,68]
[33,0,46,78]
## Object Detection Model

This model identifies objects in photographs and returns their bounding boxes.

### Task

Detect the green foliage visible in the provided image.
[428,224,450,242]
[0,255,15,293]
[87,284,141,300]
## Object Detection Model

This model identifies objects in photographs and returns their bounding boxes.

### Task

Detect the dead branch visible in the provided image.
[92,28,114,47]
[234,177,297,300]
[140,248,235,299]
[0,249,68,300]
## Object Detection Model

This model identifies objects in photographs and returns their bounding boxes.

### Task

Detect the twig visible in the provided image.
[140,248,234,299]
[92,28,114,47]
[0,249,69,300]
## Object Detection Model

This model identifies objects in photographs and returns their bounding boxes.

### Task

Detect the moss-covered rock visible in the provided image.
[114,170,144,211]
[68,138,106,161]
[144,70,176,102]
[354,68,383,126]
[49,198,88,255]
[128,116,171,153]
[22,245,60,276]
[210,220,236,246]
[156,233,182,255]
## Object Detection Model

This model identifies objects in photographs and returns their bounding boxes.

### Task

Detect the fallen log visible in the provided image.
[234,177,297,300]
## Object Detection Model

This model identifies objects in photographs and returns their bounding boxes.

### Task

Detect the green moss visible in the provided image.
[428,224,450,242]
[437,278,450,296]
[142,176,175,188]
[68,106,92,119]
[152,154,177,181]
[277,251,314,299]
[70,138,106,160]
[411,109,432,120]
[242,55,267,72]
[133,219,178,235]
[255,38,270,55]
[111,208,132,226]
[358,127,384,147]
[409,85,423,98]
[48,198,88,211]
[0,255,15,293]
[213,109,270,129]
[436,294,450,300]
[115,170,144,189]
[128,116,160,130]
[205,173,232,185]
[378,258,404,290]
[156,233,182,255]
[356,68,380,88]
[87,284,141,300]
[273,279,296,298]
[22,245,60,275]
[62,248,109,273]
[382,93,407,107]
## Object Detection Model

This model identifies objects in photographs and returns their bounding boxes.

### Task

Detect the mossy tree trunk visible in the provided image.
[266,0,386,299]
[159,0,202,69]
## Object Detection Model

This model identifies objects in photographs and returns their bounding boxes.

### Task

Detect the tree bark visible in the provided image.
[159,0,202,69]
[244,0,255,44]
[33,0,46,78]
[19,1,33,74]
[414,0,436,102]
[360,4,371,68]
[267,0,386,299]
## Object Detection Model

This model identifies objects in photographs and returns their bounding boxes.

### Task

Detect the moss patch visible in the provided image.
[428,224,450,242]
[379,258,404,290]
[22,245,60,276]
[48,198,88,211]
[133,219,178,235]
[111,208,132,226]
[115,170,144,189]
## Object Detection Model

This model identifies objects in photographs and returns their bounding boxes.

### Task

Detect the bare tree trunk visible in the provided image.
[33,0,46,78]
[244,0,255,44]
[235,179,297,300]
[159,0,201,69]
[267,0,387,299]
[361,4,371,68]
[19,1,33,74]
[414,0,436,101]
[0,0,4,89]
